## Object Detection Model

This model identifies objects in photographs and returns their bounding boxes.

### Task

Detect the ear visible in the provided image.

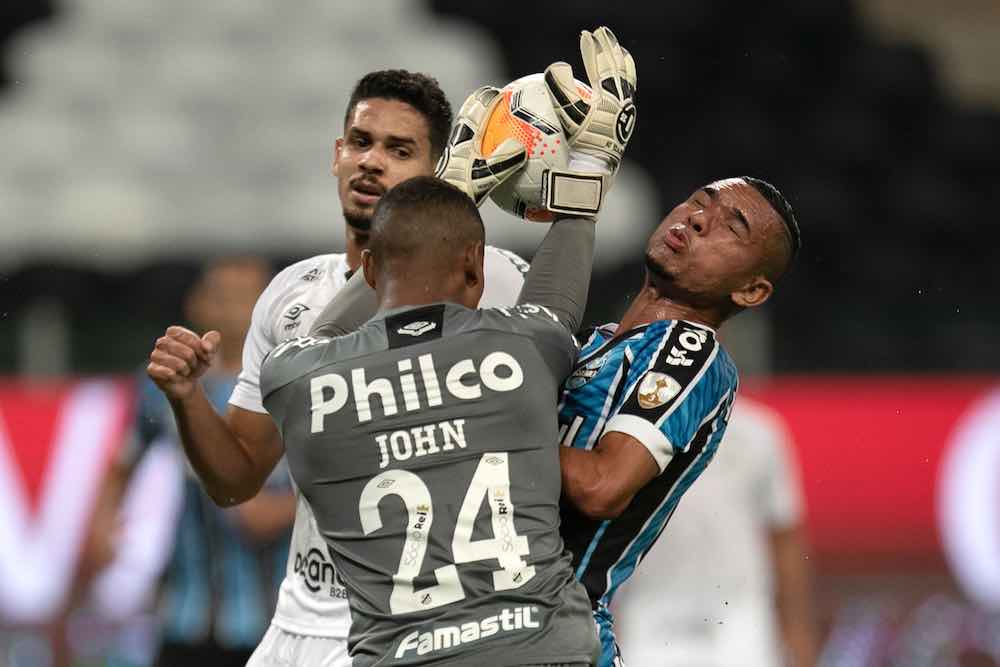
[361,248,377,290]
[332,137,344,177]
[464,241,485,288]
[730,275,773,309]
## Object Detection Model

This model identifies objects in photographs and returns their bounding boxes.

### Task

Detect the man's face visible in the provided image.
[645,178,784,307]
[334,98,436,228]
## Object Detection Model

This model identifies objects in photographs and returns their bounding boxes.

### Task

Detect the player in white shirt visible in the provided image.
[610,397,818,667]
[146,70,528,666]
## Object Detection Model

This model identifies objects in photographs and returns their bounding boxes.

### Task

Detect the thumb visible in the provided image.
[202,330,222,357]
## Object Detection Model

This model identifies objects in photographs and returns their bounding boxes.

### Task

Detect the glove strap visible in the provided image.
[542,170,605,217]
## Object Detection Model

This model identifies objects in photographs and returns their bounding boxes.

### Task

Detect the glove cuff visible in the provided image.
[542,170,606,218]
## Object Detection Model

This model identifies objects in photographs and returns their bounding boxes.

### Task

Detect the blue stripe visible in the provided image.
[574,519,611,580]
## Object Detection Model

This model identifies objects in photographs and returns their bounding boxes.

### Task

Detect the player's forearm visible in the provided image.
[310,270,376,337]
[518,216,594,333]
[167,387,266,506]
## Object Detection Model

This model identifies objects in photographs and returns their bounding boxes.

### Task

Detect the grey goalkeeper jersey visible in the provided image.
[261,302,599,667]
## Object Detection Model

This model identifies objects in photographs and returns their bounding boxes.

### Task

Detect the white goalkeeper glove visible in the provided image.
[435,86,527,206]
[544,26,637,175]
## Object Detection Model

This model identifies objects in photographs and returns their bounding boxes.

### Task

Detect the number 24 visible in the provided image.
[359,452,536,615]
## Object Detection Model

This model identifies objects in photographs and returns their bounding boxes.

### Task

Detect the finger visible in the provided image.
[156,336,201,370]
[165,325,210,362]
[147,361,179,385]
[579,29,601,91]
[595,27,625,78]
[150,348,192,377]
[623,47,637,95]
[202,330,222,357]
[545,61,589,123]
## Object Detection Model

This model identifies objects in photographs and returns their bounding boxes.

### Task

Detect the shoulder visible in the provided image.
[481,246,528,309]
[260,335,333,398]
[267,254,348,297]
[257,253,349,329]
[484,245,529,275]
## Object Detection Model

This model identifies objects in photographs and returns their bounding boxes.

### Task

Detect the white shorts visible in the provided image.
[246,624,351,667]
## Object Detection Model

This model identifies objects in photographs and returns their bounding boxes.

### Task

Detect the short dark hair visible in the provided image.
[741,176,801,262]
[369,176,483,272]
[344,70,453,161]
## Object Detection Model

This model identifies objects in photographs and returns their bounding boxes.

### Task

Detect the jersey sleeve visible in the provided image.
[752,406,804,529]
[229,264,298,413]
[481,246,528,308]
[603,323,738,473]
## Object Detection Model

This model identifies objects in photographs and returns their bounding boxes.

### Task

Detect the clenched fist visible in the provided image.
[147,326,222,400]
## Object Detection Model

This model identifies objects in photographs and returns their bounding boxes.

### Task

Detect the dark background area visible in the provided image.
[1,0,997,374]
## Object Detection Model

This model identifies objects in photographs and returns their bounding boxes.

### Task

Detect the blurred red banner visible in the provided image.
[744,377,1000,572]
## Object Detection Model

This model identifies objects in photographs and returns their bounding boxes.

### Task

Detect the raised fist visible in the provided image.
[147,326,221,401]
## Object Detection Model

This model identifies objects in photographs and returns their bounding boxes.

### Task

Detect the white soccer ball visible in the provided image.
[480,73,573,221]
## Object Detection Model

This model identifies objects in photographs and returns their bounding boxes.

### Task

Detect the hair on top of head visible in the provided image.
[368,176,484,268]
[740,176,801,262]
[345,70,453,161]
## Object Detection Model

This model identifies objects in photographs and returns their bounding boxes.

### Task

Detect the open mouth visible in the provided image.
[666,226,687,251]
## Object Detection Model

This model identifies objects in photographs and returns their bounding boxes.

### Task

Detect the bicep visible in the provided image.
[594,430,660,505]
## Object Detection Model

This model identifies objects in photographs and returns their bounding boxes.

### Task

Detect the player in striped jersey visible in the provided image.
[557,176,801,666]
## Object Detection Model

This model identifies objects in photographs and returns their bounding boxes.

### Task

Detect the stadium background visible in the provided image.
[1,0,998,665]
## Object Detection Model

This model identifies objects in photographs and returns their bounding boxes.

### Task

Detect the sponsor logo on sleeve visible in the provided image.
[637,371,681,409]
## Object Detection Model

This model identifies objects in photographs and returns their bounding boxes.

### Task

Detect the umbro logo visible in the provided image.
[397,321,436,337]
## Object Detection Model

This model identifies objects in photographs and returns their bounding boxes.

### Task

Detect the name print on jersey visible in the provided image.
[375,419,467,469]
[309,351,524,430]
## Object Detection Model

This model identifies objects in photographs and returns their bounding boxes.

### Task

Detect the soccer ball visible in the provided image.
[479,73,575,222]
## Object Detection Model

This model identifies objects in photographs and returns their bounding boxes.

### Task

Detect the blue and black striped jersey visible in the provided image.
[558,319,738,610]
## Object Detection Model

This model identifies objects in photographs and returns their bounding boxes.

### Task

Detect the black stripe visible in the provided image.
[545,70,587,124]
[512,107,560,135]
[471,153,526,179]
[617,323,716,425]
[601,77,620,100]
[571,400,725,604]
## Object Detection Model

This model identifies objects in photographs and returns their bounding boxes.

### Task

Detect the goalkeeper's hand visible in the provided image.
[435,86,527,206]
[544,26,637,174]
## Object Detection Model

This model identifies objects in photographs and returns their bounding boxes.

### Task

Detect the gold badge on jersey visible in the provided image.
[637,372,681,409]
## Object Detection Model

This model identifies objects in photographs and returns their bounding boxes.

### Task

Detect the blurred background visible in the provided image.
[0,0,998,665]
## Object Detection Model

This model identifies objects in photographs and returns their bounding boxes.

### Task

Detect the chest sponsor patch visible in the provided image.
[637,371,681,409]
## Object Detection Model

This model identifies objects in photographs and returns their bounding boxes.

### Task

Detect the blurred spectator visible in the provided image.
[612,397,818,666]
[134,257,294,667]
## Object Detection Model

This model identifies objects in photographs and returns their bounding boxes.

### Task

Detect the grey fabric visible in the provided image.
[261,303,598,666]
[310,269,376,338]
[516,217,594,335]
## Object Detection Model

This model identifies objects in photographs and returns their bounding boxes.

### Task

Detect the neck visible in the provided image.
[618,276,725,332]
[376,276,465,314]
[345,226,370,272]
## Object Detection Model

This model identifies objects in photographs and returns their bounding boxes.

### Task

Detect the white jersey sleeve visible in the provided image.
[229,263,304,413]
[481,245,528,308]
[229,255,350,414]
